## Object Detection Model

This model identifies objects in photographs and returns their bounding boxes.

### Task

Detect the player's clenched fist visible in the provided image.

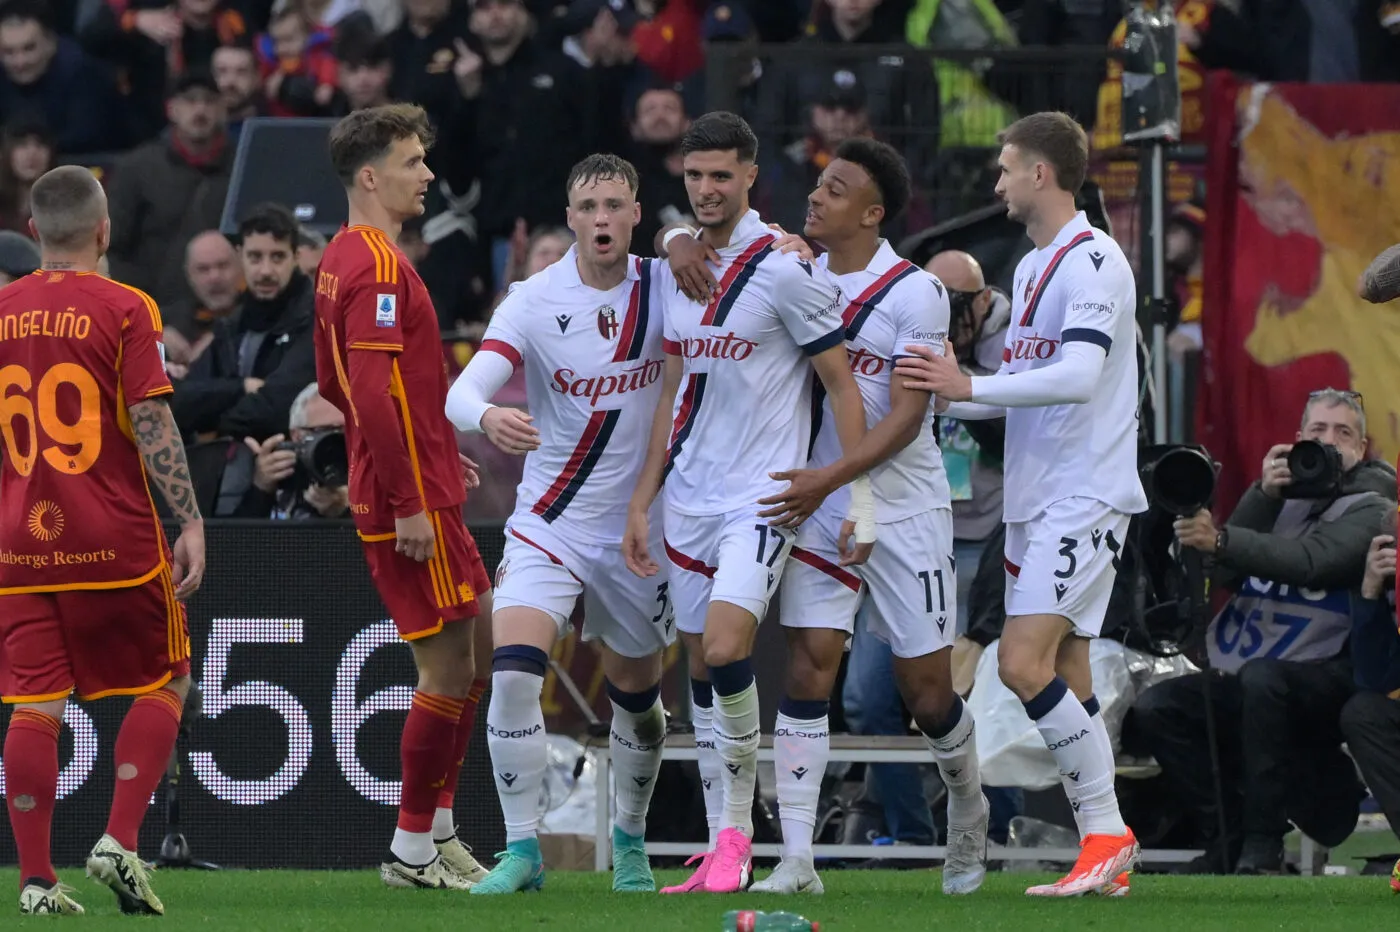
[171,521,206,601]
[622,508,658,577]
[482,406,540,455]
[395,510,437,562]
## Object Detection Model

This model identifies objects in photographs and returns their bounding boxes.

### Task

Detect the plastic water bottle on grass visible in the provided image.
[722,909,820,932]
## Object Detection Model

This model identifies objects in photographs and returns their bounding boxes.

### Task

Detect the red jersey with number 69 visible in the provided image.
[0,271,173,594]
[314,224,465,536]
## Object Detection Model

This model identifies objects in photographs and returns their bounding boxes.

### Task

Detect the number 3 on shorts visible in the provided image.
[1054,537,1078,579]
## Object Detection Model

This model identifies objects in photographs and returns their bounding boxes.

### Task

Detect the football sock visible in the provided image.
[434,677,486,842]
[5,708,60,886]
[106,688,183,850]
[607,680,666,839]
[923,696,985,829]
[690,678,722,848]
[393,690,464,865]
[486,647,550,845]
[710,659,760,837]
[773,697,829,862]
[1024,679,1126,836]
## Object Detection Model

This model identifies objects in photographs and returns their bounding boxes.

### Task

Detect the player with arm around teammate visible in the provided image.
[444,153,675,895]
[623,111,870,895]
[316,104,494,891]
[723,137,989,896]
[896,112,1146,897]
[0,166,206,916]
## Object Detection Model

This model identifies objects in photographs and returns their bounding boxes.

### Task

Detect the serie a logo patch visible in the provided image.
[375,294,396,327]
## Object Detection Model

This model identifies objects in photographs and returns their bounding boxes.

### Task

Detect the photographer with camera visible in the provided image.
[1128,389,1394,874]
[236,383,350,520]
[1338,525,1400,891]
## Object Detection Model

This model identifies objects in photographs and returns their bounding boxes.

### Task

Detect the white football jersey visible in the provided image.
[1000,211,1148,522]
[808,240,952,523]
[657,209,844,517]
[480,247,666,542]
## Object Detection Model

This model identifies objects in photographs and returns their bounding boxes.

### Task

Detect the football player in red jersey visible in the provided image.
[315,103,494,890]
[0,166,206,916]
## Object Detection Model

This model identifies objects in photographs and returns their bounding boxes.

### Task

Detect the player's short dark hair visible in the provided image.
[29,165,105,250]
[834,137,911,223]
[238,202,300,248]
[565,153,639,198]
[328,103,435,188]
[680,111,758,163]
[998,111,1089,195]
[0,0,53,31]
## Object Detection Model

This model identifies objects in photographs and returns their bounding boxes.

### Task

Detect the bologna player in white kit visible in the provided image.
[445,155,674,895]
[623,112,869,894]
[898,112,1148,896]
[744,138,989,897]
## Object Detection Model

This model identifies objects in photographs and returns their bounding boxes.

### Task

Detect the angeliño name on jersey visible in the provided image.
[808,240,952,523]
[478,247,667,541]
[655,210,846,517]
[1000,212,1147,522]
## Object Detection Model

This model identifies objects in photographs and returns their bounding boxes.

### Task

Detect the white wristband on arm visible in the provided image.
[661,226,697,253]
[846,475,876,544]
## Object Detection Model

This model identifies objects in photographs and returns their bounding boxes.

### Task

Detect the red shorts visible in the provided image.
[361,509,491,641]
[0,566,191,703]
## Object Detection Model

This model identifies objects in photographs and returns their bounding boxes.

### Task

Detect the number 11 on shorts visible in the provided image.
[916,569,946,614]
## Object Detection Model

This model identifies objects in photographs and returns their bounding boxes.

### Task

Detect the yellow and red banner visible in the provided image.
[1200,75,1400,510]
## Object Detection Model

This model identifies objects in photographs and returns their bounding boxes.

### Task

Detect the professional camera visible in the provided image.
[274,428,348,487]
[1140,444,1216,517]
[1281,439,1344,500]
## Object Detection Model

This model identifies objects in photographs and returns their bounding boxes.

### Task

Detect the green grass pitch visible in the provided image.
[4,868,1396,930]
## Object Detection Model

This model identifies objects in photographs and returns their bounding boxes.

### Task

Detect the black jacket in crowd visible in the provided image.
[169,271,317,442]
[1193,0,1400,82]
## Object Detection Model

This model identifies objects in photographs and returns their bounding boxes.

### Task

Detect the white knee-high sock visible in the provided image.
[1061,695,1113,838]
[1025,678,1125,836]
[487,666,549,844]
[690,679,723,848]
[710,660,760,837]
[608,681,666,839]
[924,696,985,829]
[773,698,829,862]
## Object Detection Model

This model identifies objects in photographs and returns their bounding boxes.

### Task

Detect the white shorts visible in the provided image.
[663,503,795,636]
[492,512,675,658]
[1004,497,1130,638]
[781,508,957,659]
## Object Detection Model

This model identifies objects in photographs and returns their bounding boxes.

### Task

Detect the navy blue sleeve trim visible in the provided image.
[1062,328,1112,353]
[802,327,846,356]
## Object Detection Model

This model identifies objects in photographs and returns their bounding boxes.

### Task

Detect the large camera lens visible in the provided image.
[1142,445,1215,516]
[303,430,348,487]
[1287,440,1329,482]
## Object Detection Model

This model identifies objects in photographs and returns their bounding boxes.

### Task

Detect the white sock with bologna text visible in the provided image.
[773,698,829,862]
[1024,678,1125,837]
[690,679,723,848]
[607,680,666,839]
[486,648,551,845]
[923,697,985,829]
[710,659,761,837]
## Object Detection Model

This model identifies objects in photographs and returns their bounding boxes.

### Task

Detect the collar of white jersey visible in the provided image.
[817,238,903,277]
[712,209,772,254]
[554,244,641,290]
[1049,211,1094,248]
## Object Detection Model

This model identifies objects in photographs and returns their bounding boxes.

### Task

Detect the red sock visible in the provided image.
[435,678,486,816]
[5,708,61,886]
[399,691,465,833]
[105,688,183,851]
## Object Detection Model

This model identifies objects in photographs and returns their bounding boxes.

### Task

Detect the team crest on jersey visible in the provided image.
[375,294,396,327]
[596,305,619,340]
[1022,271,1036,303]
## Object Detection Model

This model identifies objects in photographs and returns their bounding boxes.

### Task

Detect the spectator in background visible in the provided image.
[1339,528,1400,893]
[256,1,338,116]
[162,228,243,369]
[628,82,691,250]
[296,0,402,32]
[451,0,594,290]
[1127,390,1392,874]
[237,382,350,519]
[701,2,762,119]
[556,0,639,150]
[758,0,939,199]
[330,24,393,113]
[0,227,38,283]
[169,202,316,441]
[0,0,125,154]
[386,0,472,127]
[629,0,705,83]
[106,70,232,308]
[0,119,52,233]
[79,0,247,143]
[1166,201,1205,360]
[211,40,264,140]
[296,225,325,276]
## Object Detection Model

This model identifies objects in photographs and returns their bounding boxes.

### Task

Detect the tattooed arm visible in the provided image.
[129,397,206,598]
